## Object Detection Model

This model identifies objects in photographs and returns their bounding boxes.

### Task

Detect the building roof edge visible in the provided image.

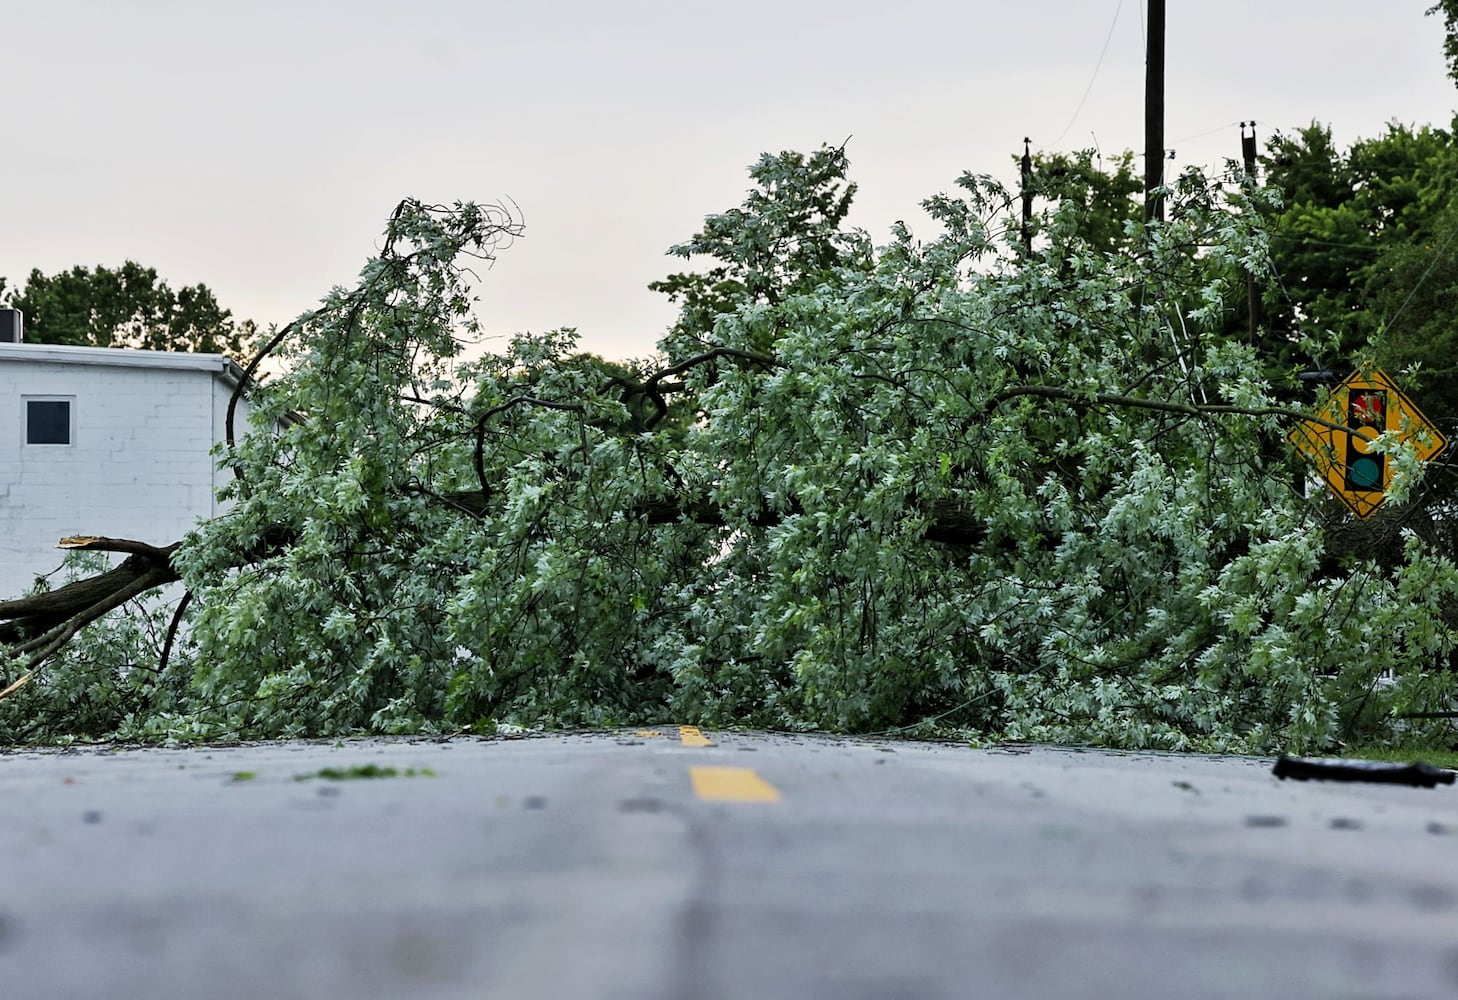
[0,342,246,388]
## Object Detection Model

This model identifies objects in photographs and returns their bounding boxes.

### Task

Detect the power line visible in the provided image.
[1270,235,1381,253]
[1383,213,1458,333]
[1169,121,1242,146]
[1043,0,1126,148]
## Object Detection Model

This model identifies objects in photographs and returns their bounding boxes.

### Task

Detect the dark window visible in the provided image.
[26,400,72,445]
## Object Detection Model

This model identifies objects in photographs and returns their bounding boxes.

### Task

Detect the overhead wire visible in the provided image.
[1382,212,1458,334]
[1259,203,1458,353]
[1270,235,1381,253]
[1169,122,1243,146]
[1041,0,1126,148]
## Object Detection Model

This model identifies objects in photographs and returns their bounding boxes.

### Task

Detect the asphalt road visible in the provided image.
[2,730,1457,1000]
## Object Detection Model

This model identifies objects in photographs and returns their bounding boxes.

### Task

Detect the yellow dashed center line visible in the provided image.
[689,766,782,802]
[678,725,713,747]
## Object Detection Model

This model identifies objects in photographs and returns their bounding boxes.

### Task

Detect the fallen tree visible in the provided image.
[4,152,1456,750]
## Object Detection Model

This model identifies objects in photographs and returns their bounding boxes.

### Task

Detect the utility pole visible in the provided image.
[1241,121,1261,343]
[1020,137,1034,252]
[1144,0,1166,223]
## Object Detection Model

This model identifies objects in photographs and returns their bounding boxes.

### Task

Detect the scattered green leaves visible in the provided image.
[295,764,436,782]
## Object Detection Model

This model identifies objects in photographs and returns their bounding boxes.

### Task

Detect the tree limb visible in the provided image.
[642,347,781,390]
[55,536,178,560]
[990,384,1363,437]
[3,561,178,699]
[0,543,180,644]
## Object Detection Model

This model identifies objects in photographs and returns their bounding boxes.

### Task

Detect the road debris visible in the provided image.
[1272,755,1456,788]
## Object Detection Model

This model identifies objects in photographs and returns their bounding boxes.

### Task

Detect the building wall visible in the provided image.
[0,353,250,599]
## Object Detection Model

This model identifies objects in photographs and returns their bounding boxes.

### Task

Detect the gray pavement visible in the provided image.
[2,731,1457,999]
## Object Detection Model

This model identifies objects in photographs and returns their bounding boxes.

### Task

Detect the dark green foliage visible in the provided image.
[2,260,257,356]
[1023,149,1142,255]
[1431,1,1458,87]
[1258,119,1458,402]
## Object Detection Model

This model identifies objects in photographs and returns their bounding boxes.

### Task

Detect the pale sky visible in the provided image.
[5,0,1455,361]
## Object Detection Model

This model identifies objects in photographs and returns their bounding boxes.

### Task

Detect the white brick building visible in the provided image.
[0,342,252,599]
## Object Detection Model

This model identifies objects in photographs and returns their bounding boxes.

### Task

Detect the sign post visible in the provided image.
[1286,369,1448,519]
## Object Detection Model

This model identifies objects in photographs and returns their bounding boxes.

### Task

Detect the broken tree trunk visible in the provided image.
[0,537,181,698]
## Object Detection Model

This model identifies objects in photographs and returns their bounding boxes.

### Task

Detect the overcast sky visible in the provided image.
[5,0,1454,360]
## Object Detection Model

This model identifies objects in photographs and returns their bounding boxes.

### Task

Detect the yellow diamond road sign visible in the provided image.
[1287,369,1449,520]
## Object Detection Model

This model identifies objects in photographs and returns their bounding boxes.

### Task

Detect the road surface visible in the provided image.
[3,730,1456,999]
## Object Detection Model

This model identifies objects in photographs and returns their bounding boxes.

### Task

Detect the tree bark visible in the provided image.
[0,539,181,697]
[0,540,180,644]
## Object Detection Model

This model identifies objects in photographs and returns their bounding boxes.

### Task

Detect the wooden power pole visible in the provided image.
[1241,121,1261,342]
[1020,138,1034,252]
[1144,0,1166,223]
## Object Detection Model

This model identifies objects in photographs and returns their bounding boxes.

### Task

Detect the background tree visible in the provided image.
[1258,120,1458,404]
[1022,148,1142,255]
[1368,197,1458,411]
[2,260,257,356]
[1432,0,1458,87]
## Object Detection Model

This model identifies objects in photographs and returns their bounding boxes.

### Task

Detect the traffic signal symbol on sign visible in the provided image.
[1287,370,1448,520]
[1343,389,1386,492]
